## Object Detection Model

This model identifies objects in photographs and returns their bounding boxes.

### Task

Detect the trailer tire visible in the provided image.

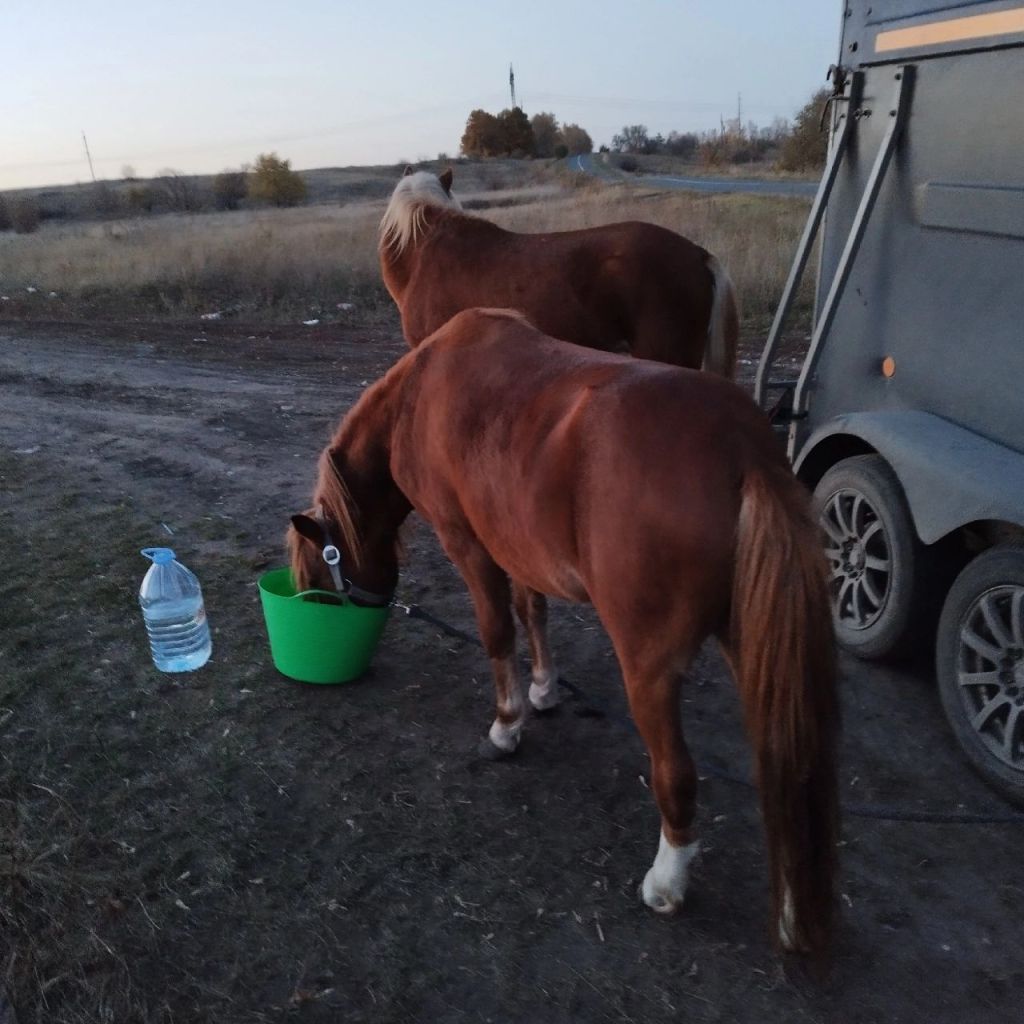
[814,454,928,659]
[936,547,1024,807]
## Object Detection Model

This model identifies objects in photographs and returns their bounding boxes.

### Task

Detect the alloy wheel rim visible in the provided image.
[955,584,1024,773]
[821,487,892,631]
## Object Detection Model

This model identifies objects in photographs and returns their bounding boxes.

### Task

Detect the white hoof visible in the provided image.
[487,718,521,754]
[528,669,561,711]
[640,834,699,915]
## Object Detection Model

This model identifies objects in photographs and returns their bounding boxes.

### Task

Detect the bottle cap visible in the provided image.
[141,547,176,565]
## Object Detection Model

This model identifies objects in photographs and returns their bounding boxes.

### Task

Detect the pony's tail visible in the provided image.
[702,255,739,379]
[730,465,840,955]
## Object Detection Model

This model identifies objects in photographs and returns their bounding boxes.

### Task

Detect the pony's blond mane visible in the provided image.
[379,171,463,254]
[315,448,363,567]
[286,448,366,593]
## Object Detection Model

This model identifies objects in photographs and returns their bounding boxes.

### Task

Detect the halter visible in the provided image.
[313,505,392,607]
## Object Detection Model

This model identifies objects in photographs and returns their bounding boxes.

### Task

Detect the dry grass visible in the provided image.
[0,180,812,321]
[487,186,813,315]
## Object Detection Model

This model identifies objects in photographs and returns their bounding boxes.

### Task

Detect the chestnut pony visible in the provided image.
[379,169,739,377]
[288,309,838,954]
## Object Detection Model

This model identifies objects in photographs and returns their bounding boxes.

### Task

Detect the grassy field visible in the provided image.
[0,169,813,323]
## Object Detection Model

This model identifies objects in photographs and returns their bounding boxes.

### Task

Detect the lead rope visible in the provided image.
[393,599,1024,825]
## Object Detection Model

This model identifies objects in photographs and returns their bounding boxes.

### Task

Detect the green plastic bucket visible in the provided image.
[258,567,390,684]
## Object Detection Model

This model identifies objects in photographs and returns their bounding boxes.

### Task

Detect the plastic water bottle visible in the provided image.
[139,548,212,672]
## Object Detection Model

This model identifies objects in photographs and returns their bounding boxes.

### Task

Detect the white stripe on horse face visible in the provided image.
[528,666,561,711]
[641,831,700,915]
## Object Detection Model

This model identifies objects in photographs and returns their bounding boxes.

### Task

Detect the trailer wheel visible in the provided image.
[814,454,926,659]
[936,547,1024,806]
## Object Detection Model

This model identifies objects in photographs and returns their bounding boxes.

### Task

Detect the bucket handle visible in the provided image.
[289,587,354,605]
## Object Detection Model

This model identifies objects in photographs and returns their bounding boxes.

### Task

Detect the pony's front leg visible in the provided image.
[449,544,525,758]
[512,582,560,711]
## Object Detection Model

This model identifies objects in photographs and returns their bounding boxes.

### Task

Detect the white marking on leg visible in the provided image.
[528,666,561,711]
[641,831,700,915]
[488,717,522,753]
[488,657,525,752]
[778,885,800,951]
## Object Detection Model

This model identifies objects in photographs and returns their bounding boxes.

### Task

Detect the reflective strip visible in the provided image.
[876,7,1024,52]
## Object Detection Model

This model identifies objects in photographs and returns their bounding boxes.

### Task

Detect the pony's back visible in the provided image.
[378,170,738,376]
[390,309,776,588]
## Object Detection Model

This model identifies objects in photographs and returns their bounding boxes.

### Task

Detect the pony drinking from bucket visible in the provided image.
[287,308,839,954]
[379,169,739,377]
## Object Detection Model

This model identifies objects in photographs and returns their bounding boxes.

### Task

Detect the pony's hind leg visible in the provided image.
[512,582,560,711]
[622,661,701,914]
[442,536,526,758]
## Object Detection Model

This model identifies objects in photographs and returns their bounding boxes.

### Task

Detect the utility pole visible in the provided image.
[81,130,96,182]
[737,93,742,135]
[509,63,516,109]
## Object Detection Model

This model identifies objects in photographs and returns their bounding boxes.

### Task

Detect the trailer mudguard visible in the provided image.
[794,410,1024,543]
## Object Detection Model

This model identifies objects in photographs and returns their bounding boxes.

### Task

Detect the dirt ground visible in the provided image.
[1,316,1022,1024]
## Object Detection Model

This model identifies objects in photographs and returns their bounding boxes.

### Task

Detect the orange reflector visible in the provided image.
[882,356,896,378]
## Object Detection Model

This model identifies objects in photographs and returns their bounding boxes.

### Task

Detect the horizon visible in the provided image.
[5,0,839,192]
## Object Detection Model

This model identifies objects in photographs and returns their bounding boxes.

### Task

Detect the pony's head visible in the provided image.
[287,505,360,594]
[380,167,462,254]
[286,452,395,606]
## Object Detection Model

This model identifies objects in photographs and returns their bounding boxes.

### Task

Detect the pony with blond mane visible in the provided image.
[379,169,739,376]
[288,308,839,956]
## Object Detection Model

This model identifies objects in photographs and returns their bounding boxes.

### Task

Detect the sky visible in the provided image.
[3,0,840,191]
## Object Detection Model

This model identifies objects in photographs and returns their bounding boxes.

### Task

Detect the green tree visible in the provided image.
[777,89,831,171]
[0,196,11,232]
[496,107,535,156]
[530,112,560,158]
[248,153,307,206]
[213,169,249,210]
[461,109,501,157]
[559,123,593,156]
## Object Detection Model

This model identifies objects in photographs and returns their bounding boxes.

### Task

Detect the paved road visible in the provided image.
[571,152,819,197]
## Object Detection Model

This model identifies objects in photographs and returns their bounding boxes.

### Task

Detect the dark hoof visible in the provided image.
[477,736,517,761]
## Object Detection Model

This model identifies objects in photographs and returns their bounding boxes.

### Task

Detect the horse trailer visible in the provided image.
[756,0,1024,803]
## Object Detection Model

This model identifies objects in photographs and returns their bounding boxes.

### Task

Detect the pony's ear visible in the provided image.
[439,167,453,193]
[402,165,414,177]
[290,513,321,544]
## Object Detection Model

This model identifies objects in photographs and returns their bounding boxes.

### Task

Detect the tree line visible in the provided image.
[607,89,831,171]
[0,153,308,234]
[460,108,593,159]
[458,88,830,171]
